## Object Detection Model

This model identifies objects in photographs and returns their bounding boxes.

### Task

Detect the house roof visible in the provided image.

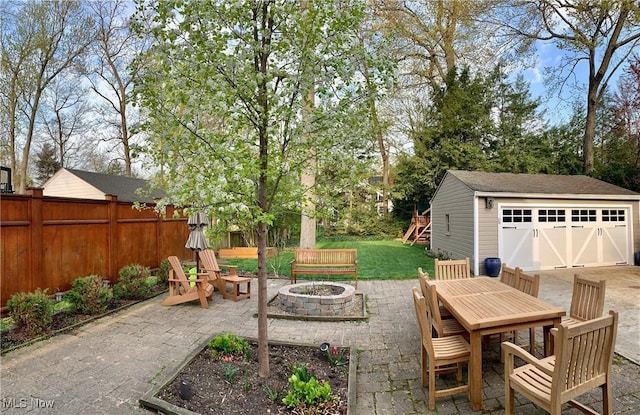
[447,170,640,197]
[65,168,165,203]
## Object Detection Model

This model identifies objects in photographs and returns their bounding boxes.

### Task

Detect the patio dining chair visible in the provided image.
[500,272,540,360]
[500,263,521,287]
[423,279,467,338]
[418,267,452,318]
[434,258,471,280]
[502,310,618,415]
[412,287,470,410]
[565,274,606,326]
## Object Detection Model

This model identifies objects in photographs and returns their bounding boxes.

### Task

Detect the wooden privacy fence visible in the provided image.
[0,189,193,308]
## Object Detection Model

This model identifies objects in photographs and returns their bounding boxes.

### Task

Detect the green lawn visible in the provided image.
[223,239,434,281]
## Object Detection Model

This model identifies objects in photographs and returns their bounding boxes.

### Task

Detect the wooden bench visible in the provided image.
[290,249,358,288]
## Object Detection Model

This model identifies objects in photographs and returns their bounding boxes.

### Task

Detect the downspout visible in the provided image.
[473,192,479,276]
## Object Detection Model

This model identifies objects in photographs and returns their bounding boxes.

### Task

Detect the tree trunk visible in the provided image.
[256,219,269,377]
[583,85,598,174]
[299,0,316,249]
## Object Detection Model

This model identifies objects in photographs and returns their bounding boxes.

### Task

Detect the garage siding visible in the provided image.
[431,174,475,263]
[477,197,500,275]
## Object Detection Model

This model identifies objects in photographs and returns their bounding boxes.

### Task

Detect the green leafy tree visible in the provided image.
[488,0,640,174]
[133,0,377,377]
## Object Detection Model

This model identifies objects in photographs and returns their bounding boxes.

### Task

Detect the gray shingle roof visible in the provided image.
[448,170,639,196]
[67,169,165,203]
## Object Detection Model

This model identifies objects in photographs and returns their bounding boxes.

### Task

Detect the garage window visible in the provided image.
[572,209,597,222]
[538,209,566,223]
[602,209,625,222]
[502,209,532,223]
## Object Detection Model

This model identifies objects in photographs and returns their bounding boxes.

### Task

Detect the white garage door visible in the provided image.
[499,206,631,271]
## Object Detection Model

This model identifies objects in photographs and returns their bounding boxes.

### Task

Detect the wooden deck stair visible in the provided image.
[403,208,431,245]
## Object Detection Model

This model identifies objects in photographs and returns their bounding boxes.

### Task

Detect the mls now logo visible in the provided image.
[2,397,54,409]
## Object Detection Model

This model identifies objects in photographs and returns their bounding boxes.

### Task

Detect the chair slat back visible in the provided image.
[553,311,618,398]
[500,263,521,287]
[434,258,470,280]
[168,256,192,292]
[412,287,434,354]
[418,267,430,297]
[199,249,221,280]
[570,275,606,321]
[424,280,446,334]
[515,272,540,297]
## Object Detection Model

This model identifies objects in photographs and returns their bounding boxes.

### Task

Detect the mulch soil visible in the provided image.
[157,341,349,415]
[1,285,167,353]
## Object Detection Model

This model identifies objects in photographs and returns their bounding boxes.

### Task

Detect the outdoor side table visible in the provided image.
[222,266,251,301]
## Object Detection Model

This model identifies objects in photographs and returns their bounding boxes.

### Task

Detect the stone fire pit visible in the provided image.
[278,282,355,316]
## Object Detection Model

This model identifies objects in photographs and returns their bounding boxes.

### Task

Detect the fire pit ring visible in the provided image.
[278,282,355,316]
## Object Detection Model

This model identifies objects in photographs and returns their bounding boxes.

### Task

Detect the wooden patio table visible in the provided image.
[432,276,565,411]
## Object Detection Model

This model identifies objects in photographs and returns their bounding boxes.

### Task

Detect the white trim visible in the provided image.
[473,194,479,276]
[474,191,640,201]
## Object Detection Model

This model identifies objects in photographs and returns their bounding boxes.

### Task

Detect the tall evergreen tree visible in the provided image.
[35,143,61,185]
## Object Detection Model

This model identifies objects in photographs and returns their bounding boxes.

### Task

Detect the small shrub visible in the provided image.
[208,333,250,359]
[7,289,54,336]
[64,275,113,315]
[282,363,331,408]
[155,258,171,285]
[113,264,151,300]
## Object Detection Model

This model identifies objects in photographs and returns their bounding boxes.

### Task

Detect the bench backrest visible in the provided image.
[294,249,356,265]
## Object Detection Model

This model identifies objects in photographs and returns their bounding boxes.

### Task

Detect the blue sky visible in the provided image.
[521,41,587,126]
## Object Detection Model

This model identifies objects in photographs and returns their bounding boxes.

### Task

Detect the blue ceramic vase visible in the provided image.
[484,257,501,277]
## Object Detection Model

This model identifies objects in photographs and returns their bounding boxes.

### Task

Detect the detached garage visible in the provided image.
[430,170,640,275]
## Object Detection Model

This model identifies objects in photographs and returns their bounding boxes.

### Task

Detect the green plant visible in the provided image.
[155,258,171,285]
[242,375,251,393]
[282,363,331,409]
[326,345,347,366]
[208,333,250,359]
[113,264,151,300]
[6,289,54,336]
[64,275,113,315]
[264,383,284,403]
[223,362,239,384]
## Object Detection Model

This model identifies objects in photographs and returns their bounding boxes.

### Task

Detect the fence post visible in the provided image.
[107,195,118,282]
[28,188,44,292]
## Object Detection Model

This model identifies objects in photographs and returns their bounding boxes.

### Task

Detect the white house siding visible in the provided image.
[431,174,475,265]
[476,196,500,275]
[43,170,104,200]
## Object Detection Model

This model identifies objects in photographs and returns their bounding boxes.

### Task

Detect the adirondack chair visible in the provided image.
[412,287,470,410]
[503,310,618,415]
[162,256,213,309]
[434,258,470,280]
[198,249,228,297]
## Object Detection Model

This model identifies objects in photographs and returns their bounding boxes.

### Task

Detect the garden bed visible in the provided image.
[0,285,167,355]
[140,335,356,415]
